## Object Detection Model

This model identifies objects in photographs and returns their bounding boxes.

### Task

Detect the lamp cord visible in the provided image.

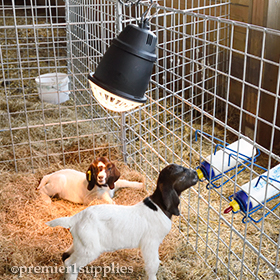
[139,2,159,27]
[118,0,142,7]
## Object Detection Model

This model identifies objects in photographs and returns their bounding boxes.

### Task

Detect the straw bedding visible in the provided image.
[1,8,279,280]
[0,160,215,280]
[1,103,279,280]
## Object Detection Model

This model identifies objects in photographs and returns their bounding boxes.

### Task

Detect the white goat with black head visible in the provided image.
[46,164,198,280]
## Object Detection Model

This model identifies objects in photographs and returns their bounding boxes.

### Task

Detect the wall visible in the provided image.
[3,0,65,19]
[230,0,280,152]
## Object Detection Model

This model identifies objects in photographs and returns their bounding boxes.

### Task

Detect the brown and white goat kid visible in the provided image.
[46,164,199,280]
[37,157,144,205]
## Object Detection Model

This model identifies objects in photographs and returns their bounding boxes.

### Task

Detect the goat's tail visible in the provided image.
[37,174,51,190]
[46,217,73,229]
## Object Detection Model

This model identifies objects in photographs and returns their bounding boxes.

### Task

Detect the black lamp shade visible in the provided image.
[88,23,157,105]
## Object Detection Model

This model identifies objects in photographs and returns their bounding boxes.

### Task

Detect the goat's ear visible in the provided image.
[160,183,180,216]
[107,164,120,190]
[86,164,97,191]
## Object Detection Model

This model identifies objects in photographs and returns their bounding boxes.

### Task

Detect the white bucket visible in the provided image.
[35,73,69,104]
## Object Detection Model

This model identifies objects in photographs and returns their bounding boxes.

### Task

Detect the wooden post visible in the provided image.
[242,0,268,140]
[257,1,280,150]
[234,0,280,152]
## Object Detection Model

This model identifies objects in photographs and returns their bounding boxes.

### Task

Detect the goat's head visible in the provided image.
[151,164,198,218]
[86,157,120,190]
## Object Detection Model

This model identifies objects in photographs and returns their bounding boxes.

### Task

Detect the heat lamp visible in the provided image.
[88,2,158,112]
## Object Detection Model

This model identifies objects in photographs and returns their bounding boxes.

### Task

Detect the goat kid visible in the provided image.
[37,157,144,205]
[46,164,199,280]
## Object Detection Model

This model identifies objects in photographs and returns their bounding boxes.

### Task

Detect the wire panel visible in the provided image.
[0,1,122,172]
[123,2,280,280]
[1,0,280,279]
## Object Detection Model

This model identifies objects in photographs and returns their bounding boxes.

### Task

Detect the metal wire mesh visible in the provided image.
[0,1,123,172]
[1,0,280,279]
[118,1,280,279]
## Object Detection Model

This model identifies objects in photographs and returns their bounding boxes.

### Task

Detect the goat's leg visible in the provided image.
[100,191,114,204]
[38,175,66,203]
[62,244,74,262]
[38,190,52,204]
[63,251,99,280]
[141,243,160,280]
[114,179,144,192]
[63,255,88,280]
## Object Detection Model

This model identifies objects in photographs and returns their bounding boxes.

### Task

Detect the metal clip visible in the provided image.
[118,0,141,7]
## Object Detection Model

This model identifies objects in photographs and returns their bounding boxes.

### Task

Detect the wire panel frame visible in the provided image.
[1,0,280,279]
[0,1,123,172]
[122,2,280,280]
